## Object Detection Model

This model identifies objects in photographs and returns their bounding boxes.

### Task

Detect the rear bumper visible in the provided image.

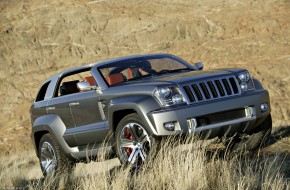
[147,90,270,138]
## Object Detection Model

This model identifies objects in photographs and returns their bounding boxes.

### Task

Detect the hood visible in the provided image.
[120,68,246,87]
[149,68,246,84]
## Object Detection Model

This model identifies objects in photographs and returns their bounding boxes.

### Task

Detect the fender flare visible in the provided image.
[108,95,161,135]
[32,114,79,156]
[253,78,264,90]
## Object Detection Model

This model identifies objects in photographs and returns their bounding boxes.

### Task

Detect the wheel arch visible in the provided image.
[253,78,264,90]
[31,114,79,157]
[108,95,161,135]
[112,109,137,132]
[34,130,50,156]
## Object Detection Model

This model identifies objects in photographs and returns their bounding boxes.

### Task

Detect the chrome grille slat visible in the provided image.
[219,79,228,96]
[183,76,241,104]
[222,79,231,95]
[184,86,195,102]
[192,84,203,101]
[189,85,199,102]
[200,83,211,99]
[215,80,225,96]
[211,81,221,97]
[233,77,241,94]
[226,78,234,94]
[197,83,206,100]
[204,82,213,98]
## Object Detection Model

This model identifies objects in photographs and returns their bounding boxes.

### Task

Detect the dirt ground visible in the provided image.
[0,0,289,156]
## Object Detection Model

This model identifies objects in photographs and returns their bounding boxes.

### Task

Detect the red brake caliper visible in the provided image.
[124,127,133,155]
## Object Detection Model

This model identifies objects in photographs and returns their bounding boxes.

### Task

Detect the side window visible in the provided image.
[54,69,96,97]
[35,81,51,102]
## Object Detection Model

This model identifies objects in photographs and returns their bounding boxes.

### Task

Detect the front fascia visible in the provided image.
[147,89,270,136]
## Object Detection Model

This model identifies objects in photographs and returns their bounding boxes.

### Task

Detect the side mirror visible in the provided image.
[77,81,96,91]
[193,62,204,70]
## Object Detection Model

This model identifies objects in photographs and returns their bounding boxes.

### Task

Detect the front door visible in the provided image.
[69,90,109,146]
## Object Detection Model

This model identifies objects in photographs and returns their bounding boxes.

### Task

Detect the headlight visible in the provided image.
[154,86,185,106]
[237,71,255,91]
[172,94,183,104]
[240,82,248,91]
[158,87,171,98]
[238,72,250,82]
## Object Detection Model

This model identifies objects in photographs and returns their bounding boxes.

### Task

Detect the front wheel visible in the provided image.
[115,113,158,170]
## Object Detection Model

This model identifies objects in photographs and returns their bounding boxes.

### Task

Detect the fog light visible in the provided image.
[164,122,175,131]
[261,103,268,112]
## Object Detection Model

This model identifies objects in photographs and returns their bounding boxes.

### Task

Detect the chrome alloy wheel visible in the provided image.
[119,123,151,164]
[40,142,57,176]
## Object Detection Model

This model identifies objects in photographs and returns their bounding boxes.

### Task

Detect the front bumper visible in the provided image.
[147,90,270,138]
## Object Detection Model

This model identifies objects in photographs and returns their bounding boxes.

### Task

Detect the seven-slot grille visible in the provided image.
[183,76,241,103]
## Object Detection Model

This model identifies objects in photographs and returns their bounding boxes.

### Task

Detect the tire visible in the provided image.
[38,134,75,176]
[115,113,158,170]
[228,114,272,151]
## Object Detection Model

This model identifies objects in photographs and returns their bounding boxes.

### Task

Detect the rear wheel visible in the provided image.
[38,134,75,176]
[227,114,272,151]
[115,113,158,170]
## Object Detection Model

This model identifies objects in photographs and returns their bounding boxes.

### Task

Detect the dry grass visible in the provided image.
[0,137,289,190]
[0,0,289,189]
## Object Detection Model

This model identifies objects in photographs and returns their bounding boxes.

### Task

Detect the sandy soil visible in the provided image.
[0,0,289,155]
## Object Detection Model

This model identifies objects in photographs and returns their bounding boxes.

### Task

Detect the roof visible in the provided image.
[43,53,174,84]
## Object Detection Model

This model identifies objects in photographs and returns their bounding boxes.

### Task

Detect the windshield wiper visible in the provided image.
[155,68,193,75]
[169,68,193,73]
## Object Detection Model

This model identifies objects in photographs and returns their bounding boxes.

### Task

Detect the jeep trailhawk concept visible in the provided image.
[30,54,272,176]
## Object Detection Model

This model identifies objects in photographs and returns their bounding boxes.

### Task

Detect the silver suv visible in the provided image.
[30,53,272,176]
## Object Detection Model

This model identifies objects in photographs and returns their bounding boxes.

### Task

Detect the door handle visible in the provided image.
[46,107,55,111]
[69,102,80,106]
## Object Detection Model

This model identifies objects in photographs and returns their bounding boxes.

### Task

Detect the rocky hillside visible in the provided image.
[0,0,289,154]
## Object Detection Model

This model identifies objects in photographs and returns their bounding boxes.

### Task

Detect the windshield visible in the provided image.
[98,55,192,86]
